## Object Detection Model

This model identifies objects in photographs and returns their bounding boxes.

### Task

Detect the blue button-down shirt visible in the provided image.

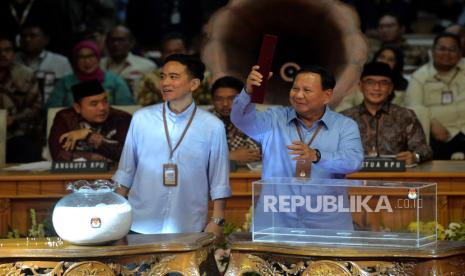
[113,102,231,234]
[231,90,364,179]
[231,90,364,230]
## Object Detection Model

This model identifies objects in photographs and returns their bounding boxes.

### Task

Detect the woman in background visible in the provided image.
[46,40,134,108]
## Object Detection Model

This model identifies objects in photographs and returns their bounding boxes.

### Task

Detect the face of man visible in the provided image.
[162,39,187,61]
[378,15,404,43]
[106,26,132,60]
[432,37,461,72]
[73,92,110,124]
[160,61,199,103]
[76,47,99,74]
[213,87,238,117]
[360,75,393,106]
[289,72,332,117]
[20,27,48,55]
[0,39,15,69]
[375,49,396,70]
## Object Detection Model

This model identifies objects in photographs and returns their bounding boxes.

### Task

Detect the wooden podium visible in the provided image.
[0,233,219,275]
[225,232,465,275]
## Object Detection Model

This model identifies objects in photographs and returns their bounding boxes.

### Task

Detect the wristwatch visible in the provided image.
[211,217,225,227]
[414,152,421,164]
[313,149,321,163]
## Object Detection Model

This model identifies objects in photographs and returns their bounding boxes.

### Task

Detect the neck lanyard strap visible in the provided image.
[10,0,35,26]
[294,121,323,147]
[163,103,197,160]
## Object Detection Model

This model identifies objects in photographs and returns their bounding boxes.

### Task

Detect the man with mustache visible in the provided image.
[48,79,131,161]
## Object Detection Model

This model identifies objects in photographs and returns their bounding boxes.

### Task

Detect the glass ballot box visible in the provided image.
[252,178,437,248]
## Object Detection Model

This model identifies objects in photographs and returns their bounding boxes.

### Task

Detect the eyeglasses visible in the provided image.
[434,47,460,54]
[362,79,392,88]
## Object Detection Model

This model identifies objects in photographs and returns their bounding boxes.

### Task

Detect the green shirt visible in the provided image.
[45,71,135,109]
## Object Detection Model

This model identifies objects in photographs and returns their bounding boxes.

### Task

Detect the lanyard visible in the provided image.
[294,121,323,147]
[10,0,35,26]
[163,103,197,160]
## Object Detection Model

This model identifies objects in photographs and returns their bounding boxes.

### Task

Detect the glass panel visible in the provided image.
[252,178,437,248]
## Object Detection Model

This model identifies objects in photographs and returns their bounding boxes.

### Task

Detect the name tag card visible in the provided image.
[360,158,406,172]
[51,161,109,173]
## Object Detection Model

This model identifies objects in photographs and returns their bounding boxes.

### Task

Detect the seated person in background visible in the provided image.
[336,44,408,112]
[49,80,132,161]
[369,12,429,72]
[342,62,432,165]
[15,23,73,104]
[46,40,134,109]
[445,24,465,57]
[209,76,261,164]
[137,32,211,106]
[0,35,43,163]
[405,33,465,160]
[100,25,156,95]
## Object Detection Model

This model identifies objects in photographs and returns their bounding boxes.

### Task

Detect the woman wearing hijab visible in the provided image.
[46,40,134,108]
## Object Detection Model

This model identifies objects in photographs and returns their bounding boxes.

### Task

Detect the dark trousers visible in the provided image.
[430,132,465,160]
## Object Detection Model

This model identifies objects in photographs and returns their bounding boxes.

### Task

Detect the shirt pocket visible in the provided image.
[423,82,447,107]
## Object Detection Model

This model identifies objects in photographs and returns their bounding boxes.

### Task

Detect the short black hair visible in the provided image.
[161,32,188,49]
[164,54,205,81]
[378,12,405,27]
[433,33,461,49]
[294,65,336,90]
[0,34,15,45]
[211,76,244,97]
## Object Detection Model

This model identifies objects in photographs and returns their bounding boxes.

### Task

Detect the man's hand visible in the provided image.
[396,151,415,165]
[245,65,273,94]
[87,132,104,149]
[204,221,224,240]
[431,119,449,142]
[230,148,261,163]
[59,128,91,151]
[287,140,317,162]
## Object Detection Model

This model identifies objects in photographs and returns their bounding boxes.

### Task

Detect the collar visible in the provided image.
[287,105,331,129]
[38,50,47,60]
[165,100,196,120]
[358,101,390,116]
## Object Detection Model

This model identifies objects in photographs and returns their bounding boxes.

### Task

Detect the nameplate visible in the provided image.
[51,161,109,173]
[360,158,406,172]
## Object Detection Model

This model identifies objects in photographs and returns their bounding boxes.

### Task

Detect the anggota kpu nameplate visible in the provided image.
[360,158,406,172]
[51,161,109,173]
[251,34,277,104]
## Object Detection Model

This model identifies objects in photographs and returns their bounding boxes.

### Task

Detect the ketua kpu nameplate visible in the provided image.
[360,158,406,172]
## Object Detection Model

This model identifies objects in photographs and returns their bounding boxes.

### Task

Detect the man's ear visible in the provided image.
[323,89,333,104]
[190,78,201,92]
[73,102,81,114]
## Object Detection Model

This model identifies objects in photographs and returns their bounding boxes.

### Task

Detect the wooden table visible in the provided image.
[1,161,465,237]
[0,232,219,275]
[225,232,465,275]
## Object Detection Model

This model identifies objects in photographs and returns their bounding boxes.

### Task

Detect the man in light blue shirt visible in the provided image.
[231,65,363,230]
[113,54,231,237]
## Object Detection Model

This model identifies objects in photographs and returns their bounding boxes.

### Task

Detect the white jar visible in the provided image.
[52,180,132,245]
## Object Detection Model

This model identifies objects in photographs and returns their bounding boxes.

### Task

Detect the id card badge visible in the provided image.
[442,90,453,104]
[295,159,311,178]
[163,163,178,186]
